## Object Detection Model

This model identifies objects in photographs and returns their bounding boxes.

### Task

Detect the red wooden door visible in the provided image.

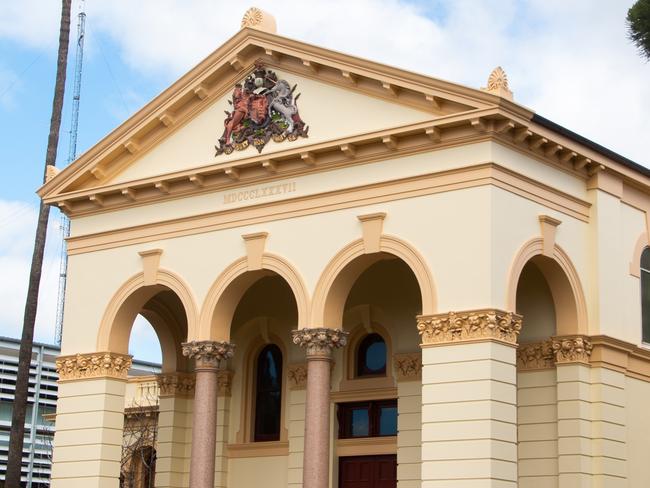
[339,455,397,488]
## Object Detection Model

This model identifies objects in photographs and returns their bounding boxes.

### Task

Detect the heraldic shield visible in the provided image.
[216,62,309,155]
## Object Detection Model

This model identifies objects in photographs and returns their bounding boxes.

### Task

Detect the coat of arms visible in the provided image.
[216,62,309,155]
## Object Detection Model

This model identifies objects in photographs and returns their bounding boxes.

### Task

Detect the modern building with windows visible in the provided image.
[0,337,58,488]
[41,7,650,488]
[0,336,160,488]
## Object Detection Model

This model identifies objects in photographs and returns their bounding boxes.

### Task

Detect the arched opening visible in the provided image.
[326,254,422,479]
[254,344,283,442]
[356,333,387,377]
[516,260,557,343]
[641,247,650,343]
[104,282,191,488]
[514,253,583,485]
[227,273,298,444]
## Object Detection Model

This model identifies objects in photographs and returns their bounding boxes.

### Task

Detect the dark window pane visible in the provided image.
[643,270,650,343]
[350,408,370,437]
[378,405,397,436]
[254,344,283,441]
[642,248,650,271]
[357,333,387,376]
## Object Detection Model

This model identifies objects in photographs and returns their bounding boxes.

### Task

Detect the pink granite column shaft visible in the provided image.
[182,340,235,488]
[292,328,348,488]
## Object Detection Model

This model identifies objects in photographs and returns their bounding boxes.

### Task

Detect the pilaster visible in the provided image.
[394,353,422,488]
[418,309,520,487]
[155,373,195,488]
[287,363,308,488]
[51,352,132,488]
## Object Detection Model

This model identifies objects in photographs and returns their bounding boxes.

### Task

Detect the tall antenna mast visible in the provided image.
[55,1,85,345]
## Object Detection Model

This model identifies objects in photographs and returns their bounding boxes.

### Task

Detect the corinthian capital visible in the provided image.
[550,335,592,364]
[292,328,349,358]
[56,352,133,381]
[417,309,522,346]
[182,340,235,369]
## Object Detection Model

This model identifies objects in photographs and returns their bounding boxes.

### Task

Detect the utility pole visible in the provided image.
[55,0,86,345]
[5,1,71,486]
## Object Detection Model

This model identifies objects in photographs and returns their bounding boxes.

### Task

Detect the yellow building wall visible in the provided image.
[625,376,650,485]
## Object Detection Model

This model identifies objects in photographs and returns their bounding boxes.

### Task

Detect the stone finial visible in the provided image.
[482,66,513,100]
[182,340,235,369]
[241,7,277,34]
[45,165,60,182]
[292,328,349,358]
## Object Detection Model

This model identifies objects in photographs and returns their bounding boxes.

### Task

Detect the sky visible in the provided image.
[0,0,648,364]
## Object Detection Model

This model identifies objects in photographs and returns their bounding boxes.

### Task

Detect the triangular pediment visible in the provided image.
[41,27,528,212]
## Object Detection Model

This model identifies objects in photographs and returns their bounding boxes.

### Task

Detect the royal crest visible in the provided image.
[216,62,309,155]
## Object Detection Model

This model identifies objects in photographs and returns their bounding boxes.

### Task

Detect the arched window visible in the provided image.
[642,248,650,343]
[356,333,387,377]
[254,344,283,442]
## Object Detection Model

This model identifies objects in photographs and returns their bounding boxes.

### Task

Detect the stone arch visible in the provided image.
[311,235,436,329]
[199,253,309,341]
[629,232,648,278]
[506,238,587,336]
[97,269,199,372]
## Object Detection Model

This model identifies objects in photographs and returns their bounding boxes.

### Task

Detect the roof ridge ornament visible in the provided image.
[241,7,277,34]
[482,66,513,100]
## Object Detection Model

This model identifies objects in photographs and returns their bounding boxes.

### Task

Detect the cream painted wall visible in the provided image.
[71,141,495,237]
[619,203,645,344]
[107,69,431,186]
[625,376,650,485]
[228,456,288,487]
[517,262,557,343]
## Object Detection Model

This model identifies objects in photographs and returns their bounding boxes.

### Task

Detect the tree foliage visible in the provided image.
[628,0,650,59]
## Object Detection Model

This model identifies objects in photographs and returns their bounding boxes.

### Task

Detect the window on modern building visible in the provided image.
[337,399,398,439]
[356,333,387,377]
[254,344,283,442]
[642,248,650,343]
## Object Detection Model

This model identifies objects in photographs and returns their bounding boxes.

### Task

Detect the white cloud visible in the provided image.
[0,200,63,344]
[1,1,647,162]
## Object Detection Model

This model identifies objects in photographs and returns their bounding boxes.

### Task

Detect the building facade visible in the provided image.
[0,337,58,487]
[42,8,650,488]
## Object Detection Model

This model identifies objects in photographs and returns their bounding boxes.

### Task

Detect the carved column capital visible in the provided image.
[287,363,308,389]
[517,335,593,370]
[56,352,133,381]
[291,328,349,358]
[182,340,235,370]
[550,335,593,364]
[156,372,196,397]
[417,309,522,346]
[394,353,422,381]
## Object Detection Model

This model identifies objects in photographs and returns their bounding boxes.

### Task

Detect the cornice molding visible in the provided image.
[56,352,133,381]
[43,106,620,217]
[65,162,591,256]
[417,309,522,346]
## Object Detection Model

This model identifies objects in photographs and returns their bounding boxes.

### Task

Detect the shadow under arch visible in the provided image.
[97,269,199,372]
[506,238,588,336]
[199,253,309,341]
[311,235,436,329]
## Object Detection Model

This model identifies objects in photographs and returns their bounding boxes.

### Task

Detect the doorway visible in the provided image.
[339,455,397,488]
